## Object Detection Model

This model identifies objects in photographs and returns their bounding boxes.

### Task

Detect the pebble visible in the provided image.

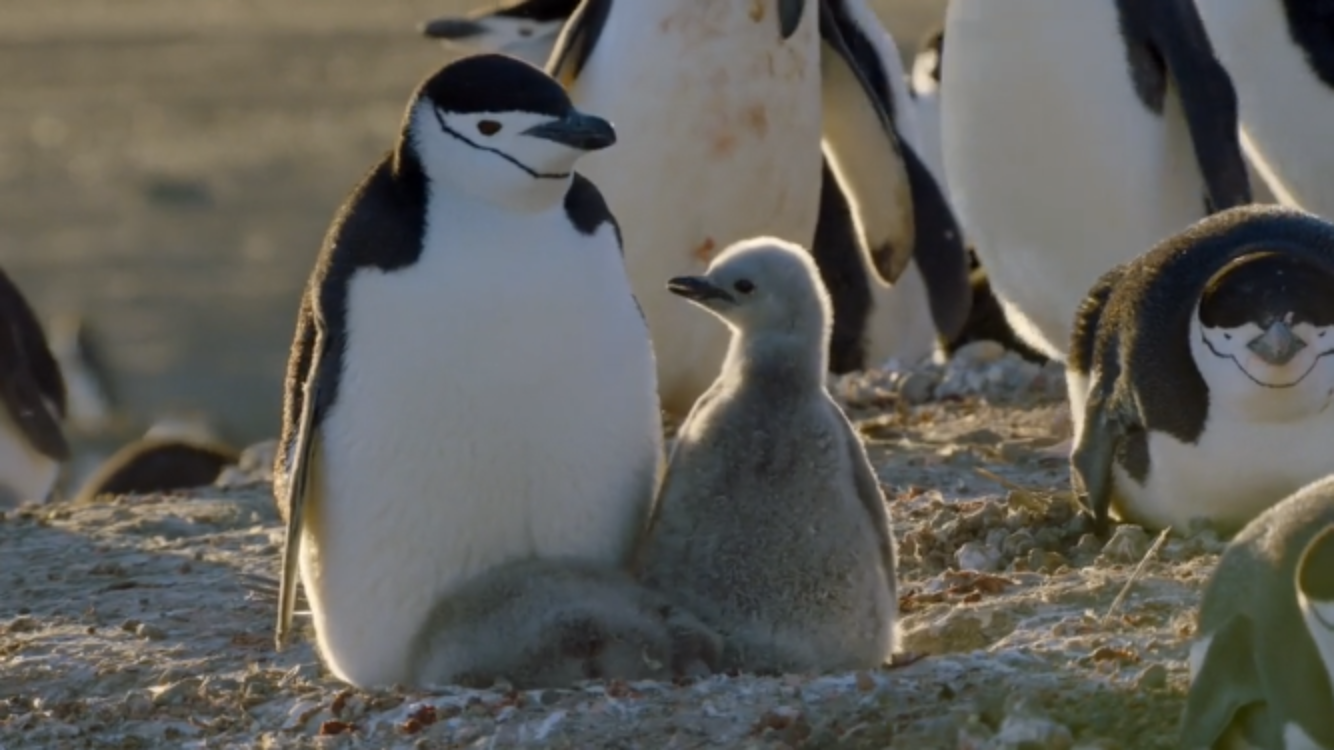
[832,341,1067,408]
[1134,663,1168,691]
[1100,526,1151,565]
[956,541,1002,573]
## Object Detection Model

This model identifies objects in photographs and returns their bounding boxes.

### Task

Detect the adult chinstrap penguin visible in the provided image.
[942,0,1252,362]
[543,0,970,415]
[0,268,70,509]
[273,53,662,688]
[419,0,574,66]
[1068,205,1334,537]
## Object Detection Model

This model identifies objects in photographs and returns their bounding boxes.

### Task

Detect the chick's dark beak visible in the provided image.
[418,17,488,40]
[1247,320,1306,367]
[522,110,617,152]
[667,276,735,305]
[777,0,807,39]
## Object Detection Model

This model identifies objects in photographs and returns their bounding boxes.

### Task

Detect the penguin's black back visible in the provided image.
[1072,205,1334,448]
[1280,0,1334,89]
[76,437,240,503]
[0,268,69,462]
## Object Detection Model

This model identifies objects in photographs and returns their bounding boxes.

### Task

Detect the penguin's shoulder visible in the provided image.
[316,151,431,282]
[563,172,623,252]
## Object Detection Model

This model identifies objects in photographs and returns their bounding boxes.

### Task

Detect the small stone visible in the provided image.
[1002,530,1037,558]
[1101,525,1151,564]
[1135,663,1168,691]
[136,623,166,641]
[6,616,37,633]
[122,690,153,720]
[952,340,1007,367]
[956,541,1002,572]
[897,371,938,404]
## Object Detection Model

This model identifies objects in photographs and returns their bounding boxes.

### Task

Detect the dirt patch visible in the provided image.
[1,351,1219,749]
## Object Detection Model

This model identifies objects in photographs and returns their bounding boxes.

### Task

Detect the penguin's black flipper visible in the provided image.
[1177,616,1276,750]
[1124,0,1252,212]
[545,0,613,89]
[817,0,915,286]
[0,270,70,464]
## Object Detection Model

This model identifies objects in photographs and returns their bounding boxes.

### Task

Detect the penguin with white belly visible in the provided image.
[1069,205,1334,537]
[539,0,971,414]
[1194,0,1334,219]
[272,54,662,688]
[943,0,1253,363]
[419,0,573,65]
[1178,473,1334,749]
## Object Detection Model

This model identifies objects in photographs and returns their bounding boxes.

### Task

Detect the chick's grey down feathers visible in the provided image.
[1178,475,1334,749]
[410,557,720,689]
[634,238,898,675]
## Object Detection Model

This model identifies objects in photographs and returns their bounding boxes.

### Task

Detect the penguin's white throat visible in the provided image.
[1190,313,1334,423]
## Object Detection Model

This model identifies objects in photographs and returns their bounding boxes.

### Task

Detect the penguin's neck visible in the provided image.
[723,331,828,395]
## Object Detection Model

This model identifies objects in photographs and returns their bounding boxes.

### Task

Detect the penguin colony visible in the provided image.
[5,0,1334,741]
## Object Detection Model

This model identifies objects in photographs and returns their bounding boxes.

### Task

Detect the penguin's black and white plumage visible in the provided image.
[273,54,662,688]
[420,0,574,66]
[534,0,969,414]
[907,23,946,195]
[0,269,70,508]
[1179,473,1334,750]
[1195,0,1334,220]
[942,0,1253,363]
[1069,205,1334,536]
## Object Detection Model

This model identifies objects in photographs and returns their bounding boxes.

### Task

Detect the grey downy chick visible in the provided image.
[633,236,899,675]
[1179,473,1334,749]
[409,556,721,690]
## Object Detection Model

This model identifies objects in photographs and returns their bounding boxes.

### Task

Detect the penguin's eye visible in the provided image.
[1223,333,1231,340]
[734,279,755,294]
[477,120,502,136]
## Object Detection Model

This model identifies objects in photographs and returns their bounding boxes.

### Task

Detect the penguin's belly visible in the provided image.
[943,2,1206,361]
[569,14,823,414]
[1195,0,1334,218]
[0,405,59,507]
[862,264,937,366]
[304,211,661,687]
[1112,412,1334,534]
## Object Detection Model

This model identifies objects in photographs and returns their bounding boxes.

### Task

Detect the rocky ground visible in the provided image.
[0,346,1224,749]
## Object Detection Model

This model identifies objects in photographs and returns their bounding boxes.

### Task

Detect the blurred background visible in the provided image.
[0,0,947,448]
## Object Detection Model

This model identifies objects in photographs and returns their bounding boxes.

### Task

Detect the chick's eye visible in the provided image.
[477,120,502,136]
[734,279,755,294]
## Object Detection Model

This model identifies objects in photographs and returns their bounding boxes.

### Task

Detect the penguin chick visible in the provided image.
[1069,204,1334,536]
[73,436,239,504]
[0,268,69,508]
[634,236,899,675]
[410,557,721,690]
[1179,473,1334,750]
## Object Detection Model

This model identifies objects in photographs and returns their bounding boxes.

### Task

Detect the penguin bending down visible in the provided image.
[273,54,662,688]
[942,0,1253,363]
[634,237,898,674]
[0,269,70,508]
[1194,0,1334,220]
[74,429,239,504]
[1178,473,1334,750]
[540,0,969,414]
[410,557,720,689]
[419,0,572,66]
[1068,205,1334,537]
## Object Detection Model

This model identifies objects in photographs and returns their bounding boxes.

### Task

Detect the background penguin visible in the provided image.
[543,0,971,416]
[908,23,946,194]
[942,0,1253,363]
[1194,0,1334,220]
[634,237,898,674]
[72,414,240,504]
[273,54,662,688]
[409,557,720,690]
[1068,205,1334,537]
[0,268,70,509]
[44,313,120,439]
[1178,473,1334,750]
[420,0,572,66]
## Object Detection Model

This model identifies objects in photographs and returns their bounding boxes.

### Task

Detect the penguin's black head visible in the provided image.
[1191,250,1334,417]
[403,53,616,210]
[418,0,572,62]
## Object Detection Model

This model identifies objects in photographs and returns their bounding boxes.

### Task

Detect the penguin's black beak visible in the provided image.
[667,276,735,305]
[777,0,806,39]
[1247,320,1306,367]
[523,111,617,152]
[418,17,488,40]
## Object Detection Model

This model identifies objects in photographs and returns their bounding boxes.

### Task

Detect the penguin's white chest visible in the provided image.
[942,0,1207,361]
[567,4,823,412]
[303,199,662,687]
[1195,0,1334,219]
[0,403,60,507]
[1113,409,1334,533]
